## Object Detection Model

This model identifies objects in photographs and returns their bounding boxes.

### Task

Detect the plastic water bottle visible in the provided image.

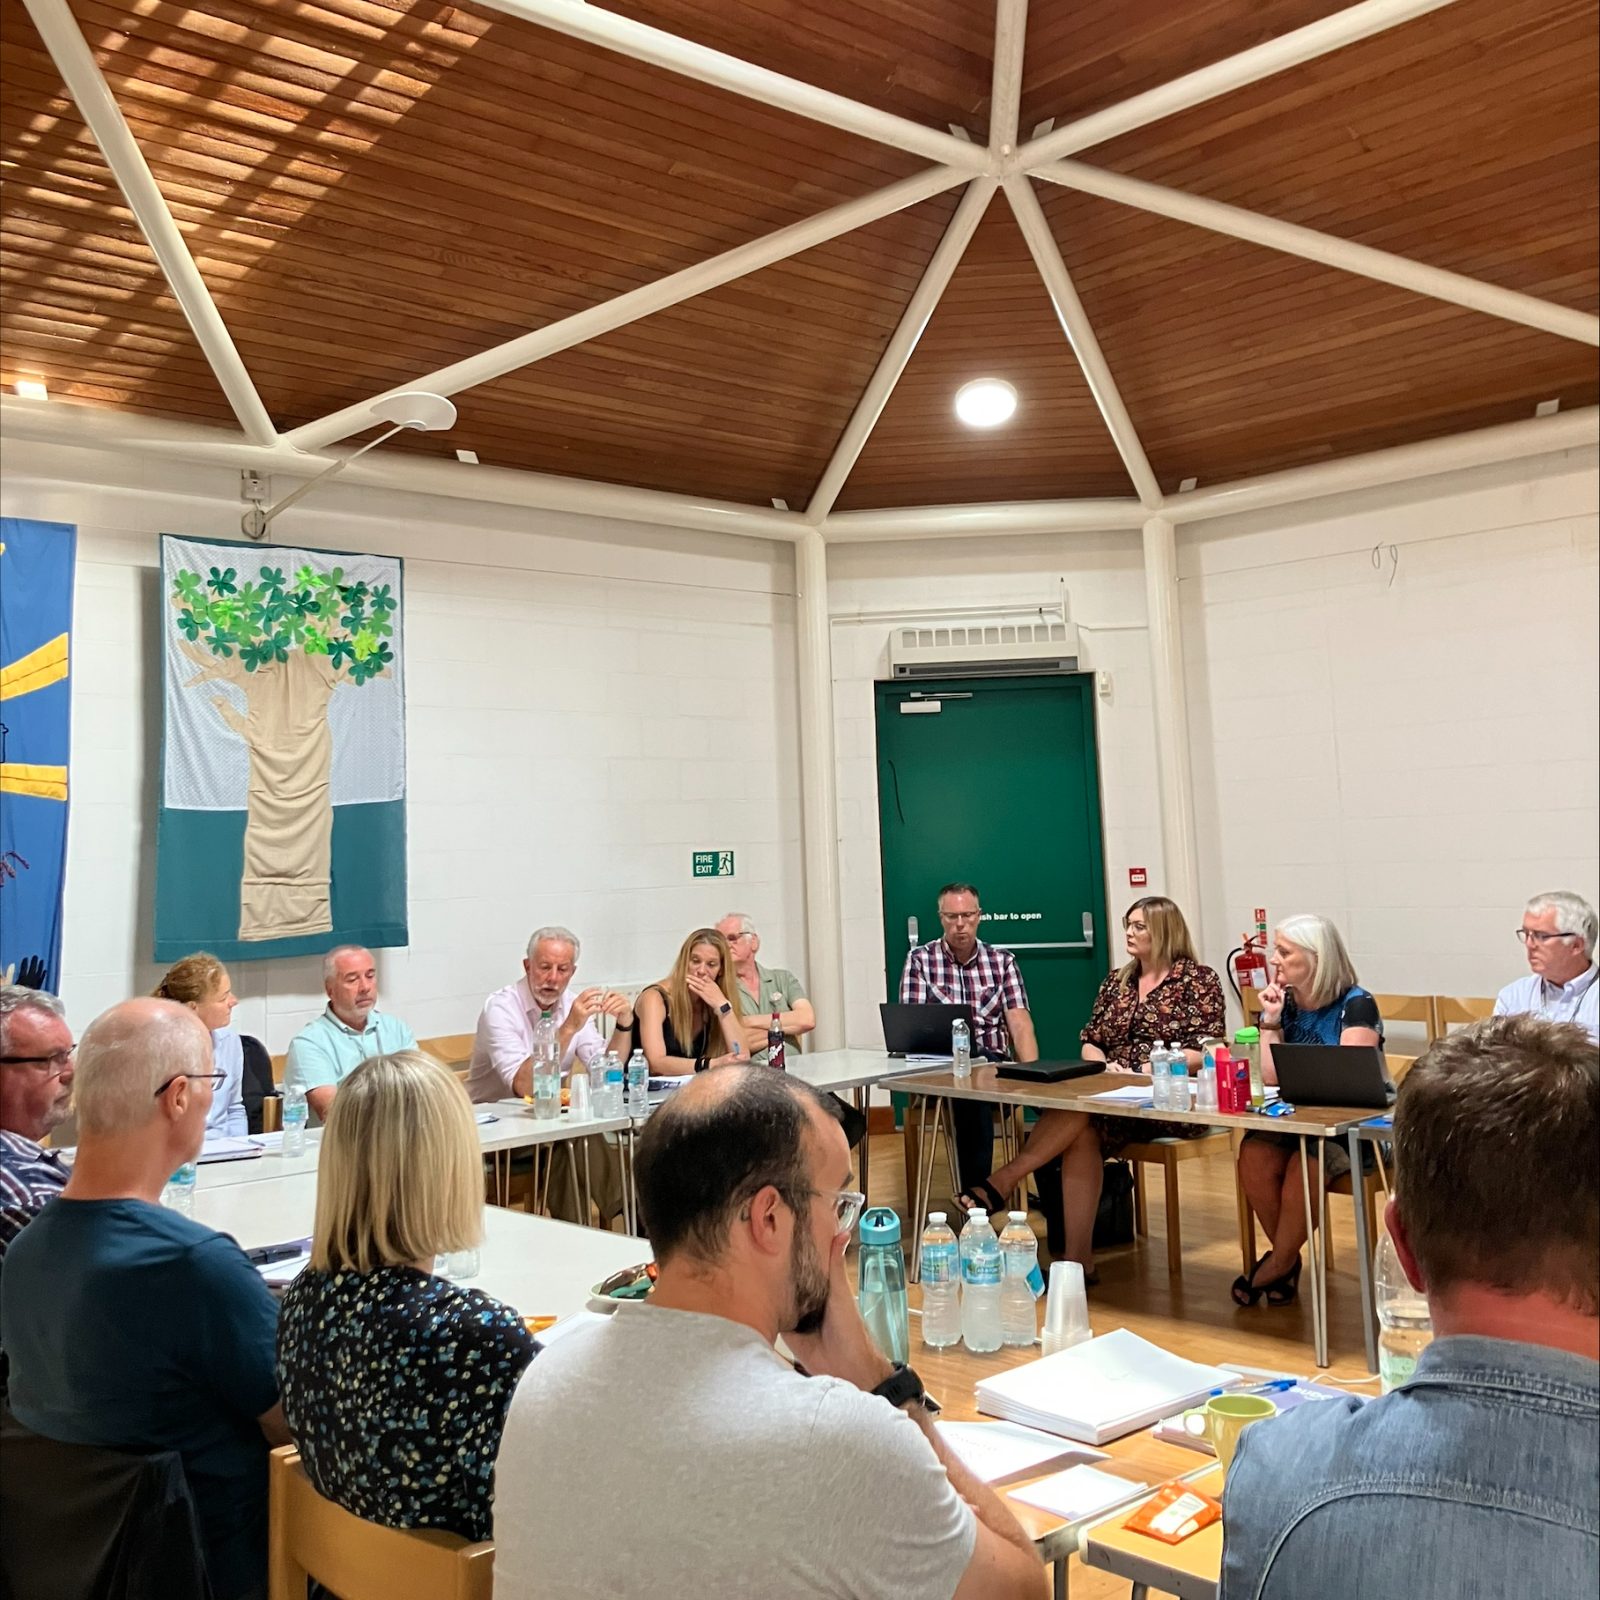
[1235,1026,1265,1110]
[1196,1048,1219,1113]
[602,1052,625,1117]
[919,1212,961,1349]
[162,1161,197,1218]
[281,1084,308,1157]
[626,1048,649,1112]
[857,1208,910,1364]
[958,1209,1003,1352]
[1375,1228,1433,1392]
[952,1017,972,1081]
[1149,1042,1170,1110]
[1000,1211,1043,1346]
[531,1010,560,1120]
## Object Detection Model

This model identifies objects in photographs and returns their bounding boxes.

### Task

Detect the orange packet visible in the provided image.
[523,1315,559,1337]
[1125,1483,1222,1544]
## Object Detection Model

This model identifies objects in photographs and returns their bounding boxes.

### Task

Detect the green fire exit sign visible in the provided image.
[693,850,735,878]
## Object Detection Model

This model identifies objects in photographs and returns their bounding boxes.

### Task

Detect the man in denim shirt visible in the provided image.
[1223,1015,1598,1600]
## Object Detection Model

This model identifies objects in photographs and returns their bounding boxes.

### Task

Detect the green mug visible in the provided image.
[1181,1393,1278,1468]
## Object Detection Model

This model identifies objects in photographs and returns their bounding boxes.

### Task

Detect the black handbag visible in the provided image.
[824,1091,868,1150]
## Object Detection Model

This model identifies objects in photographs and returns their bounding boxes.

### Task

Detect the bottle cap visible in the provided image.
[1009,1210,1028,1222]
[857,1206,901,1245]
[967,1208,988,1220]
[928,1211,947,1223]
[1235,1026,1260,1043]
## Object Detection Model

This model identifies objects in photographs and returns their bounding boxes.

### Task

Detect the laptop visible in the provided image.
[880,1002,974,1057]
[1270,1044,1396,1110]
[995,1059,1107,1085]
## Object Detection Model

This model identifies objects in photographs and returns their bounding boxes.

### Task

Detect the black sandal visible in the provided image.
[954,1178,1007,1216]
[1231,1252,1272,1308]
[1264,1257,1303,1307]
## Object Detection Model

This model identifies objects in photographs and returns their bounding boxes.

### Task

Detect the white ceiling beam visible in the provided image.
[805,178,996,523]
[1033,159,1600,347]
[822,498,1148,541]
[468,0,987,171]
[1013,0,1463,167]
[20,0,278,446]
[0,400,805,541]
[988,0,1030,159]
[1003,174,1164,508]
[283,164,967,453]
[1165,405,1600,522]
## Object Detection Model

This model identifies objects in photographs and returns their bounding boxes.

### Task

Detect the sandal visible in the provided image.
[953,1178,1007,1216]
[1264,1257,1303,1307]
[1231,1252,1272,1308]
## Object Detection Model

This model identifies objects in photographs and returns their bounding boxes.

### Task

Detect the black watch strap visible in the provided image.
[870,1362,937,1413]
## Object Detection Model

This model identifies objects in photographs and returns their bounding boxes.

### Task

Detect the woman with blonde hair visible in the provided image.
[276,1051,535,1540]
[635,928,748,1076]
[152,952,255,1138]
[1232,912,1384,1308]
[959,897,1224,1282]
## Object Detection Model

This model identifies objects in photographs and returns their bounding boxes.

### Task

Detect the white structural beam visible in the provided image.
[794,528,846,1049]
[0,400,805,540]
[988,0,1029,158]
[1166,405,1600,522]
[823,497,1146,541]
[458,0,986,171]
[1141,515,1202,920]
[1034,160,1600,347]
[1004,174,1164,508]
[806,178,996,523]
[1014,0,1462,168]
[284,165,967,452]
[21,0,278,446]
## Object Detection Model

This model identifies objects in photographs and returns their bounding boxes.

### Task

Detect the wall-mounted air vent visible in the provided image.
[887,618,1080,678]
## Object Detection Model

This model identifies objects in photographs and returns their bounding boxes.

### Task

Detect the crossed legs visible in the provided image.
[982,1110,1104,1270]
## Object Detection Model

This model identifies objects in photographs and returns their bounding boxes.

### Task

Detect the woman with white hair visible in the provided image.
[277,1051,536,1540]
[1232,913,1383,1308]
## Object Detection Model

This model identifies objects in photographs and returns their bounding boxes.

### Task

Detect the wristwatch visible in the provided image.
[717,1001,732,1015]
[871,1361,939,1414]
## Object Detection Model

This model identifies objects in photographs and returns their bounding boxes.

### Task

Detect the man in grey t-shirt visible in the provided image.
[495,1067,1045,1600]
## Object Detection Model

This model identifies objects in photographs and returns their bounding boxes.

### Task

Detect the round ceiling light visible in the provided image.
[954,377,1018,429]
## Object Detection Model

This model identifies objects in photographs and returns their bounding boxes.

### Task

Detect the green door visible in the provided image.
[875,675,1110,1056]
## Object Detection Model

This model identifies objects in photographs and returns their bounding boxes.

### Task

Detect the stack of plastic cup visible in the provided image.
[1040,1260,1093,1355]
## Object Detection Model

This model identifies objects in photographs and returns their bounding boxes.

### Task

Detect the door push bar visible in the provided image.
[994,912,1094,952]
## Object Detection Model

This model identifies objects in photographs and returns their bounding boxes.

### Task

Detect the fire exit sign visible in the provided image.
[692,850,735,878]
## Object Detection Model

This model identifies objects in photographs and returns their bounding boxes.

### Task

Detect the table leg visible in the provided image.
[1350,1126,1378,1375]
[1298,1134,1327,1368]
[942,1097,964,1209]
[1052,1554,1067,1599]
[910,1097,938,1283]
[582,1137,594,1227]
[621,1124,637,1236]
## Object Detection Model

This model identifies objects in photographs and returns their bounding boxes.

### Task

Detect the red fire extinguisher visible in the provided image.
[1230,909,1270,995]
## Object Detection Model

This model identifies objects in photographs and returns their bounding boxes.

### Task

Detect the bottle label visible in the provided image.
[1026,1263,1045,1297]
[922,1245,956,1285]
[963,1258,1002,1286]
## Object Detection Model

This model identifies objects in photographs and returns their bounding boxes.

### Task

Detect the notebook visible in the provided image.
[974,1328,1234,1445]
[1150,1377,1362,1453]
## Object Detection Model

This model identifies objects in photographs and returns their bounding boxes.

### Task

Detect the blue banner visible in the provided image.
[0,519,75,991]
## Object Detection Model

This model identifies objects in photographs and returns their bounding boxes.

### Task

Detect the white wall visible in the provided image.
[825,532,1168,1048]
[1181,453,1600,1025]
[3,441,804,1050]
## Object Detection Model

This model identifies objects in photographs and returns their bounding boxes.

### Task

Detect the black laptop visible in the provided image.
[995,1059,1107,1085]
[880,1002,973,1056]
[1270,1044,1396,1110]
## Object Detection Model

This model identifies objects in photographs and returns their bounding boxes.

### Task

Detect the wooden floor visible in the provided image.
[858,1130,1382,1599]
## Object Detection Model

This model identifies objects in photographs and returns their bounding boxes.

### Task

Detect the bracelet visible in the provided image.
[694,1055,708,1073]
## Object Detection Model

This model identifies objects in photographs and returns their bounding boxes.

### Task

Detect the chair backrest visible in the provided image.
[1386,1053,1418,1085]
[1433,995,1495,1029]
[418,1034,476,1071]
[1371,994,1438,1038]
[1240,988,1265,1023]
[269,1447,494,1600]
[270,1051,287,1084]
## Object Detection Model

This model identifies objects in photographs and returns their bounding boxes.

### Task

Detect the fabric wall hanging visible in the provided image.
[155,537,407,963]
[0,518,75,990]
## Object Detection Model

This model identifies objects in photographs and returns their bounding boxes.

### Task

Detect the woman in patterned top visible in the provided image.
[960,898,1224,1282]
[276,1050,535,1542]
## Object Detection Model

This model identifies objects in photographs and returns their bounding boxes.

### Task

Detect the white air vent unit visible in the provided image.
[887,618,1079,678]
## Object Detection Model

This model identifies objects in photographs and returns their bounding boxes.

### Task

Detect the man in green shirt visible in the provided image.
[283,945,416,1121]
[716,914,815,1064]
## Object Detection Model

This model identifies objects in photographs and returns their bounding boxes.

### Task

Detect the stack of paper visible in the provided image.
[1009,1464,1148,1522]
[974,1328,1234,1445]
[935,1421,1104,1484]
[197,1136,264,1164]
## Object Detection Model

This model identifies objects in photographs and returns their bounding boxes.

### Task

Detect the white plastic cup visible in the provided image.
[1040,1260,1092,1355]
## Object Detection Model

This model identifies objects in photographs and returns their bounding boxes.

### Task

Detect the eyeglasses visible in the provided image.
[725,931,754,943]
[0,1047,75,1077]
[1124,920,1149,934]
[152,1072,227,1096]
[1516,928,1579,945]
[796,1186,866,1236]
[939,911,981,923]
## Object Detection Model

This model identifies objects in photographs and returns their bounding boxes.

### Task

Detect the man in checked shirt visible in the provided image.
[899,882,1039,1196]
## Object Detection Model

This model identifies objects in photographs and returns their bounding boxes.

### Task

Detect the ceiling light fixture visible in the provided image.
[14,379,49,401]
[954,378,1017,429]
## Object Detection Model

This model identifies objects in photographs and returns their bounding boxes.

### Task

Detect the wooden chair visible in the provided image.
[1372,994,1438,1042]
[419,1034,476,1071]
[1123,1131,1234,1276]
[260,1095,282,1134]
[270,1052,286,1084]
[268,1447,493,1600]
[1434,995,1494,1032]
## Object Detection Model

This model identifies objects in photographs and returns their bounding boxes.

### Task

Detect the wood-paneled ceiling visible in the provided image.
[2,0,1596,512]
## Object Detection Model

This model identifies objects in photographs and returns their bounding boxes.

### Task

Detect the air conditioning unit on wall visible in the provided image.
[887,618,1080,678]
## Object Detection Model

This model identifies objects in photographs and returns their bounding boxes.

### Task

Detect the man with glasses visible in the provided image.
[0,984,75,1257]
[715,912,816,1063]
[1496,891,1599,1043]
[1,998,288,1600]
[900,882,1040,1191]
[495,1064,1045,1600]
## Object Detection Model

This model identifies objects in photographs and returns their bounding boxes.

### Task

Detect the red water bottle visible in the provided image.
[1215,1046,1238,1112]
[767,1009,786,1071]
